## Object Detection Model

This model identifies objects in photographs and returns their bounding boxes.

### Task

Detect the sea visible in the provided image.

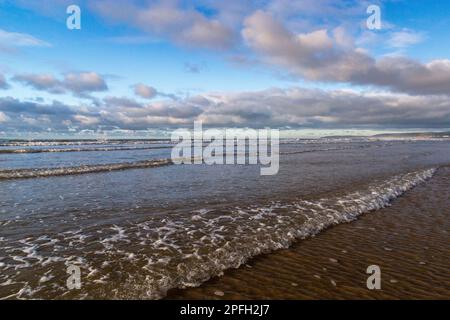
[0,137,449,299]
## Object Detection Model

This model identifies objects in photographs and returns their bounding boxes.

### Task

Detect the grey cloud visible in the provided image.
[354,58,450,96]
[0,74,10,89]
[132,83,178,101]
[0,97,76,116]
[104,97,203,124]
[0,111,9,123]
[242,11,450,95]
[104,96,144,108]
[13,74,65,94]
[195,88,450,128]
[63,72,108,94]
[12,72,108,96]
[2,87,450,133]
[0,97,80,131]
[133,83,158,99]
[91,1,235,50]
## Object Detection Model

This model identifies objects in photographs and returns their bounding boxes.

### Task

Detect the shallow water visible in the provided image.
[0,138,449,299]
[168,166,450,300]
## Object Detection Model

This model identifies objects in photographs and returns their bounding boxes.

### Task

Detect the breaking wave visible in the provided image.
[0,167,437,299]
[128,168,435,299]
[0,158,173,180]
[0,146,172,154]
[0,140,171,147]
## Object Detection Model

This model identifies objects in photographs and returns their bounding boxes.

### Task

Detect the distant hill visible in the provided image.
[321,131,450,139]
[373,132,450,138]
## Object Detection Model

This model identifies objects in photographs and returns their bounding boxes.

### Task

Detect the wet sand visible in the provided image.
[167,167,450,300]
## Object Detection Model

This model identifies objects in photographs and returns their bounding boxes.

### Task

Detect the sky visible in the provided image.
[0,0,450,138]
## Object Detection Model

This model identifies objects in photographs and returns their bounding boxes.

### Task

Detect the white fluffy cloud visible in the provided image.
[242,11,450,95]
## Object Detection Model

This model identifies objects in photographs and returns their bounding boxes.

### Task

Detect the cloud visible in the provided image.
[73,114,100,126]
[242,11,450,95]
[188,88,450,128]
[13,74,64,93]
[13,72,108,96]
[2,86,450,132]
[133,83,158,99]
[0,29,50,52]
[104,96,144,108]
[63,72,108,94]
[91,0,235,50]
[132,83,178,100]
[0,97,76,116]
[99,96,203,128]
[387,29,424,48]
[0,74,10,89]
[2,1,450,134]
[357,58,450,95]
[0,111,9,123]
[242,11,372,80]
[0,97,79,131]
[184,62,206,74]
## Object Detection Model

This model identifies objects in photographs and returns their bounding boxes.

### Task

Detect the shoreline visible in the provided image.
[167,167,450,300]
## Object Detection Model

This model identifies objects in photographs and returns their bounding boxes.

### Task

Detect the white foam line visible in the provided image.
[136,168,436,299]
[0,158,173,180]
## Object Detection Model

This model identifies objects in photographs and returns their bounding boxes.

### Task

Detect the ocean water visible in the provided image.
[0,138,449,299]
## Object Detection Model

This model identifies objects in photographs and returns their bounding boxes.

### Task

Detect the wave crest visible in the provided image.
[0,159,173,180]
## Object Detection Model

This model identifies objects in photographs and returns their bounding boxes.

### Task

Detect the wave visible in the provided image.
[0,168,436,299]
[118,168,436,299]
[0,158,173,180]
[0,145,172,154]
[280,144,373,155]
[280,142,397,155]
[0,139,171,147]
[0,138,386,148]
[0,144,382,180]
